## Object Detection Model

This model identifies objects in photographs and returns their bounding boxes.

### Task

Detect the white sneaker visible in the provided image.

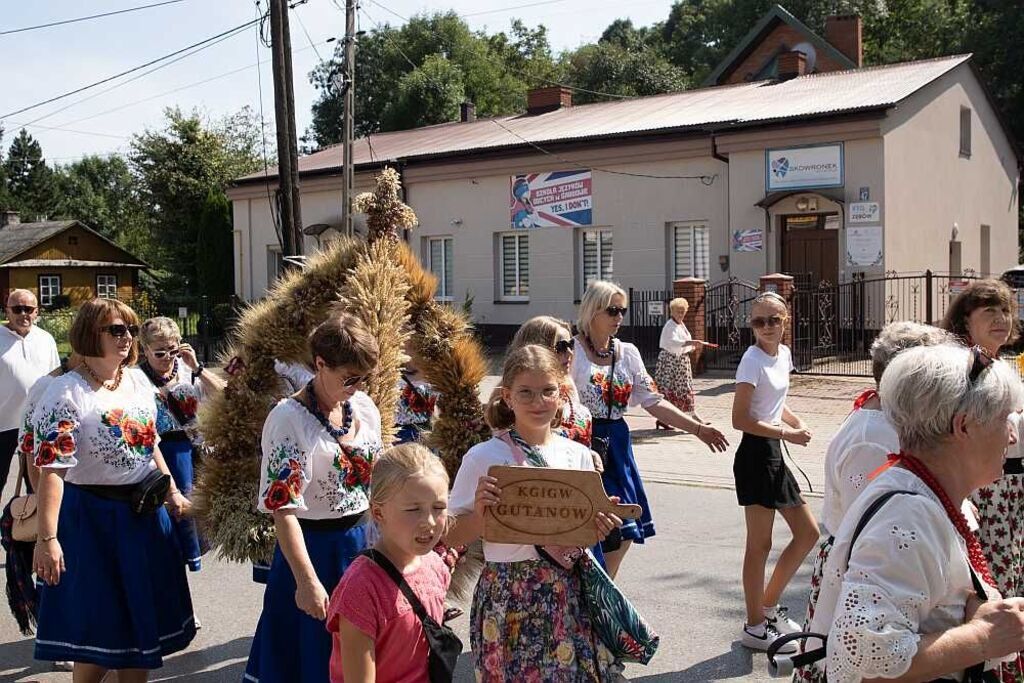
[53,661,74,671]
[741,622,796,653]
[765,605,802,634]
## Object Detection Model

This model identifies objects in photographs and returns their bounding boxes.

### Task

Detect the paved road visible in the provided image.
[0,372,861,682]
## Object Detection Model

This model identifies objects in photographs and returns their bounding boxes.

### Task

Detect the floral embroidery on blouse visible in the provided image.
[261,439,308,511]
[558,388,593,447]
[18,410,36,457]
[395,381,438,427]
[589,371,633,414]
[315,443,378,514]
[98,407,158,466]
[33,410,77,467]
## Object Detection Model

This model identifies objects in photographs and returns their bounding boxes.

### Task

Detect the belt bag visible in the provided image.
[131,470,171,515]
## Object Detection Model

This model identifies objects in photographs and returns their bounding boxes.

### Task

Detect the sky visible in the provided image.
[2,0,676,164]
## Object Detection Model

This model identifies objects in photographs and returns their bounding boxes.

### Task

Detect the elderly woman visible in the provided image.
[654,297,711,427]
[571,280,728,578]
[138,317,224,575]
[31,299,195,681]
[244,313,383,683]
[794,322,951,682]
[810,343,1024,683]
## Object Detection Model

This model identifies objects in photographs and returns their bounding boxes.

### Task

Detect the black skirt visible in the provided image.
[733,433,804,509]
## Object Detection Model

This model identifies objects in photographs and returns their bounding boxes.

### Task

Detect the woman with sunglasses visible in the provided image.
[941,278,1024,682]
[30,299,196,680]
[245,313,384,683]
[732,291,818,654]
[572,281,729,578]
[138,317,225,577]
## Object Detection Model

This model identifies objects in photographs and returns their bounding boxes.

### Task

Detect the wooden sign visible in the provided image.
[483,466,642,546]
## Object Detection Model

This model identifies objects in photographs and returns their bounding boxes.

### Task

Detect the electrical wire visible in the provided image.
[462,0,577,18]
[254,0,284,248]
[6,121,128,140]
[0,0,187,36]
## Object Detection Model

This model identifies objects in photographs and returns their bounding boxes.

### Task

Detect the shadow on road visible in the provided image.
[153,636,252,681]
[0,635,49,681]
[631,640,756,681]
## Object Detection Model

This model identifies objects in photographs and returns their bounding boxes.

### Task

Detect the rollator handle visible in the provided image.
[766,632,828,678]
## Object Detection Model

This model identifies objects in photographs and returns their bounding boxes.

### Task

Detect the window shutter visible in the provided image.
[443,238,453,298]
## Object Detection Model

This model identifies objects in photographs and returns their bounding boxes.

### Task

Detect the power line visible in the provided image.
[462,0,577,18]
[0,0,187,36]
[5,121,128,140]
[1,16,263,120]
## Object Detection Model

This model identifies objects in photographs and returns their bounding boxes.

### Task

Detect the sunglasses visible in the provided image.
[967,345,996,384]
[605,306,628,318]
[341,374,366,387]
[102,324,139,338]
[152,348,180,360]
[9,305,36,315]
[554,339,573,354]
[751,315,785,329]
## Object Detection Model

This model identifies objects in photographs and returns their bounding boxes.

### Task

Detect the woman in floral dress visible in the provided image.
[244,313,383,683]
[571,281,728,578]
[394,340,439,444]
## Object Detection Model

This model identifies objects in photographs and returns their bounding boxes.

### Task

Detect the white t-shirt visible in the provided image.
[735,344,792,425]
[0,325,60,431]
[449,434,596,563]
[658,319,694,356]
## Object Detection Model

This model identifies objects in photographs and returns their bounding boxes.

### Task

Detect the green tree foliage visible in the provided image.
[4,129,56,218]
[130,107,263,294]
[195,189,234,298]
[385,55,466,130]
[559,37,689,103]
[52,155,148,248]
[0,126,11,211]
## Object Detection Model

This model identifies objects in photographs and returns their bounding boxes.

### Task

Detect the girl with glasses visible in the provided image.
[572,281,728,578]
[732,291,818,654]
[245,313,384,683]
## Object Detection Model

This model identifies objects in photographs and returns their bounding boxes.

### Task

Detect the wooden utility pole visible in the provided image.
[341,0,356,236]
[269,0,304,256]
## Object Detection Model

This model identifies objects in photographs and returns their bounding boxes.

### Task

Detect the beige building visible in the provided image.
[226,11,1019,346]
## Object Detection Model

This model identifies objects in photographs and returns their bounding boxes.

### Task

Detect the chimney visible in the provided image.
[460,101,476,123]
[0,210,19,227]
[526,86,572,115]
[825,14,863,68]
[777,50,808,81]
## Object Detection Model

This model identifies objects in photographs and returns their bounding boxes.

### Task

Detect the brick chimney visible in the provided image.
[460,101,476,122]
[526,86,572,115]
[777,50,808,81]
[0,210,19,227]
[825,14,863,68]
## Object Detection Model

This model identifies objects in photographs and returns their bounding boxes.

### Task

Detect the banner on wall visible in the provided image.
[510,170,593,229]
[766,143,844,191]
[731,228,764,252]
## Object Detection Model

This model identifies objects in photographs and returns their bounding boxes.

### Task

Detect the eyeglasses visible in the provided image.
[512,386,560,404]
[751,315,785,329]
[341,374,366,387]
[968,345,996,384]
[554,339,573,354]
[605,306,628,318]
[9,305,36,315]
[102,324,139,338]
[152,348,180,360]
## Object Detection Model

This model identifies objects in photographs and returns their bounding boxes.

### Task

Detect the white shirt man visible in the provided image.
[1,289,60,499]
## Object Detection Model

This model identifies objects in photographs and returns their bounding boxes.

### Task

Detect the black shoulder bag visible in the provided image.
[363,549,462,683]
[590,339,617,461]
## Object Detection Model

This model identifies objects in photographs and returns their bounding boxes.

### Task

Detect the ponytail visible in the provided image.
[484,387,516,430]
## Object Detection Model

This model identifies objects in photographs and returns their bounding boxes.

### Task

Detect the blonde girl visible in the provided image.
[445,345,620,682]
[328,443,452,683]
[731,291,818,653]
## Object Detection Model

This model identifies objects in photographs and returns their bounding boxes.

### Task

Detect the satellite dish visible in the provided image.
[792,42,817,71]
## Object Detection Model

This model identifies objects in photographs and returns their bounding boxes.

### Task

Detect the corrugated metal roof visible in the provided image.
[0,221,76,263]
[0,259,147,269]
[237,55,970,183]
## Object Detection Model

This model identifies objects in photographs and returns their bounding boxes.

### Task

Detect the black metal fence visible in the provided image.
[622,288,672,366]
[702,278,760,371]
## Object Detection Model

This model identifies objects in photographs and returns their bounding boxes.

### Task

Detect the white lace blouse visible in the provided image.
[811,467,1001,683]
[569,338,662,421]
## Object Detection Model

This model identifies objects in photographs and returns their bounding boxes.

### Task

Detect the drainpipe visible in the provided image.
[710,132,731,278]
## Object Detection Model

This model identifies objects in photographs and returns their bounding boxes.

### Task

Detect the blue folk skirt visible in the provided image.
[243,522,368,683]
[34,483,196,669]
[593,418,655,543]
[162,438,206,571]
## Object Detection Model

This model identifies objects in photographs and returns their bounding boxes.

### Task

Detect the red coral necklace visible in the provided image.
[82,362,123,391]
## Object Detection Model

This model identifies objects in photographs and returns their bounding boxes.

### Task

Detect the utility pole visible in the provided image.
[269,0,304,256]
[341,0,356,236]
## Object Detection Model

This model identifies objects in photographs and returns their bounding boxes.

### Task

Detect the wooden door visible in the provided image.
[781,213,839,287]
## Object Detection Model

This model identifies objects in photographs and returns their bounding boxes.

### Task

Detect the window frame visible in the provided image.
[95,273,117,299]
[266,245,284,285]
[578,228,613,294]
[38,274,62,308]
[959,106,972,158]
[672,222,710,281]
[427,236,454,301]
[497,231,530,302]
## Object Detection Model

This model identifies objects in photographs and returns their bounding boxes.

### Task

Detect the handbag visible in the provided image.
[363,549,462,683]
[590,340,617,460]
[10,455,37,543]
[131,469,172,515]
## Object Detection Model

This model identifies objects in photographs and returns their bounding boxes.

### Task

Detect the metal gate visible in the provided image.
[703,278,760,371]
[623,288,671,365]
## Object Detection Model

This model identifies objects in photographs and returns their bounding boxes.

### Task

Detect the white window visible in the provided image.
[580,229,613,291]
[38,275,61,307]
[267,246,284,284]
[673,222,710,280]
[96,274,117,298]
[428,237,453,300]
[959,106,972,157]
[499,232,529,300]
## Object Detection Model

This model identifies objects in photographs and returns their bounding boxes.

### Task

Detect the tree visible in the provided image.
[52,155,147,248]
[560,39,689,103]
[4,129,56,218]
[130,107,263,294]
[0,126,11,211]
[195,190,234,298]
[384,55,466,130]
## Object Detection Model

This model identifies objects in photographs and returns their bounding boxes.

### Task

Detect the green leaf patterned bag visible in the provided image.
[577,549,660,665]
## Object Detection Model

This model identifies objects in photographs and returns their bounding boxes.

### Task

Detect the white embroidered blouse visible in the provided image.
[257,391,383,519]
[811,467,1001,683]
[144,359,206,444]
[569,338,662,421]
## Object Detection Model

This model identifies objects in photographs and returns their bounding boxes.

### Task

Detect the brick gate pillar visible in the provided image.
[758,273,795,347]
[673,277,707,375]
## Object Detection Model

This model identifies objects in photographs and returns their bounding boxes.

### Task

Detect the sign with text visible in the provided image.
[849,202,881,224]
[646,300,665,317]
[732,228,764,252]
[484,466,642,546]
[510,170,593,229]
[845,226,883,267]
[766,143,844,191]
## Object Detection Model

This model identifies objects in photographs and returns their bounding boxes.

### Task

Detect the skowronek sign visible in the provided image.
[766,143,844,191]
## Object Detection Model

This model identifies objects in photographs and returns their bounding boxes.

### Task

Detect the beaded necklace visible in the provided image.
[140,358,177,389]
[890,451,995,587]
[583,334,614,360]
[302,379,353,439]
[81,361,124,391]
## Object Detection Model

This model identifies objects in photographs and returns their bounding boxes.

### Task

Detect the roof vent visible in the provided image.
[0,210,19,227]
[460,101,477,122]
[526,86,572,115]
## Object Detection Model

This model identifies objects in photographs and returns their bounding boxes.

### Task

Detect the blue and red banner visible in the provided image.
[510,170,593,229]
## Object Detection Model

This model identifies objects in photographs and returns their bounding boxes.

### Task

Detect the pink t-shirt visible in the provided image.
[327,552,450,683]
